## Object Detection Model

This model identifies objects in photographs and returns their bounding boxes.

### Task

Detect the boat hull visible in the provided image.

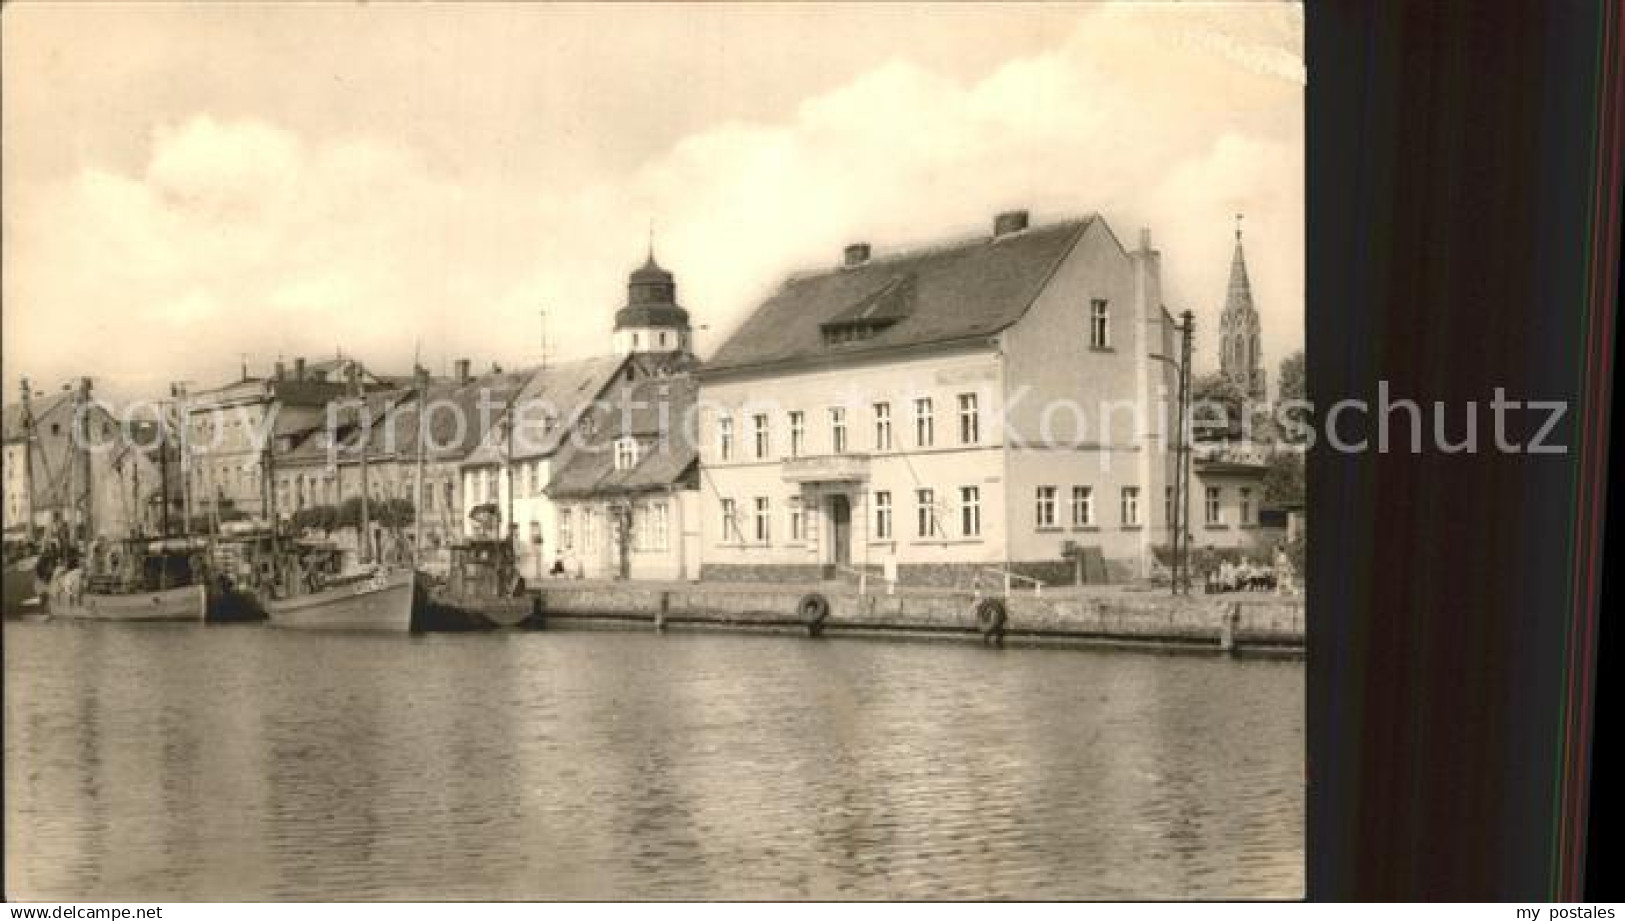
[2,562,44,618]
[423,588,539,631]
[265,567,420,632]
[206,583,268,623]
[47,581,207,623]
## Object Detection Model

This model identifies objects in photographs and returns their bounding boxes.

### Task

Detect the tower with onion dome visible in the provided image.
[612,245,693,358]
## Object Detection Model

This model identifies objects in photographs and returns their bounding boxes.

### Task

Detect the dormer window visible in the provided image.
[820,274,916,347]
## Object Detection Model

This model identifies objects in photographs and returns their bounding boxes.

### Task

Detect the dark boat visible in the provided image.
[205,522,276,622]
[426,538,541,630]
[2,543,47,619]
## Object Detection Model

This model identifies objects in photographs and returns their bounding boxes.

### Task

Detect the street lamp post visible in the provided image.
[1151,310,1196,595]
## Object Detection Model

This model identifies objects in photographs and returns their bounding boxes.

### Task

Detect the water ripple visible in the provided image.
[6,622,1301,900]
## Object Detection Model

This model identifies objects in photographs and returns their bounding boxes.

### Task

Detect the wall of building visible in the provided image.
[612,327,690,356]
[185,383,272,517]
[698,349,1011,585]
[997,219,1178,579]
[553,489,699,581]
[1191,466,1277,555]
[460,456,561,577]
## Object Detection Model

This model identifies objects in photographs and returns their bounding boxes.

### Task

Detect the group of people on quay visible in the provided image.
[1197,545,1299,595]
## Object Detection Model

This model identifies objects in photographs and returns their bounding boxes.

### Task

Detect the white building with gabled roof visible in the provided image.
[696,209,1181,587]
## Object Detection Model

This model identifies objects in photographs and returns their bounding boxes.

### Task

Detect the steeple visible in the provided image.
[1218,214,1267,402]
[614,238,692,358]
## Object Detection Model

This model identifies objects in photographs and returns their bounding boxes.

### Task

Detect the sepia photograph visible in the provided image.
[3,1,1306,902]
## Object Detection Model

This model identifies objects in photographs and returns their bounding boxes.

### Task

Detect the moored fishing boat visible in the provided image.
[2,549,47,619]
[46,537,209,623]
[205,521,275,622]
[258,362,432,632]
[262,543,423,632]
[426,537,539,630]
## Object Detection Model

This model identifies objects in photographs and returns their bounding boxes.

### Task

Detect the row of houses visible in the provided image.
[3,209,1287,586]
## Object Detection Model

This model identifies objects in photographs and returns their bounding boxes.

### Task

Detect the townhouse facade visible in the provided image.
[181,356,379,524]
[274,363,533,567]
[547,373,701,581]
[458,249,699,579]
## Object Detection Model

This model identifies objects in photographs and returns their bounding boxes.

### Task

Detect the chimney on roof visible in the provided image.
[994,210,1030,237]
[455,359,472,384]
[843,243,871,267]
[295,357,306,381]
[1139,227,1153,252]
[274,361,286,381]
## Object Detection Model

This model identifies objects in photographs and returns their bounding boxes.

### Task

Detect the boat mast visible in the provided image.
[19,377,36,545]
[353,363,371,565]
[505,392,516,558]
[77,377,94,545]
[172,383,194,535]
[158,399,173,538]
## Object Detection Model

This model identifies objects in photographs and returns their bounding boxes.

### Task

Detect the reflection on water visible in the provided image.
[5,622,1302,900]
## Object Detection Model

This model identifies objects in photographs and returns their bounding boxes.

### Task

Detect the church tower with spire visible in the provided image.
[613,241,693,359]
[1218,214,1267,402]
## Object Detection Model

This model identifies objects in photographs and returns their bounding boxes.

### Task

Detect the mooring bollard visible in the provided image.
[1218,602,1240,652]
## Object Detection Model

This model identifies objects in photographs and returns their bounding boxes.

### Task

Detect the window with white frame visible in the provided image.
[1122,486,1142,526]
[1239,487,1253,526]
[960,486,981,537]
[1090,298,1110,349]
[1035,486,1057,528]
[753,497,771,543]
[1206,486,1222,525]
[614,437,638,471]
[957,393,979,444]
[1072,486,1094,526]
[788,411,805,458]
[875,491,893,539]
[916,488,938,538]
[788,497,804,541]
[873,402,892,451]
[650,500,669,551]
[753,413,770,459]
[718,415,734,462]
[914,398,934,447]
[559,508,573,550]
[830,407,847,454]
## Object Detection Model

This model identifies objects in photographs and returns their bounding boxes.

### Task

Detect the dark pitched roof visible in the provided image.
[545,374,699,500]
[703,217,1094,374]
[1,390,73,442]
[463,354,628,466]
[547,439,697,500]
[279,370,536,467]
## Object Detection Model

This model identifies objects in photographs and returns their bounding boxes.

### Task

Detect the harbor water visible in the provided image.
[4,621,1302,900]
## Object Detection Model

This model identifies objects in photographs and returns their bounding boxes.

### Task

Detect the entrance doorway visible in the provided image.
[829,494,851,568]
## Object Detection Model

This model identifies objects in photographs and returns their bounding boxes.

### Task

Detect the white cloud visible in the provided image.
[2,3,1303,401]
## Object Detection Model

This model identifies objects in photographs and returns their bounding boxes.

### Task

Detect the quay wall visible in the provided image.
[529,583,1303,652]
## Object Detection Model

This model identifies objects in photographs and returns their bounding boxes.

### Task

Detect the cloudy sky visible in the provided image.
[3,1,1302,402]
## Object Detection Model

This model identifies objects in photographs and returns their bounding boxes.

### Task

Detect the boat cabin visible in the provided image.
[446,538,523,600]
[84,537,206,594]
